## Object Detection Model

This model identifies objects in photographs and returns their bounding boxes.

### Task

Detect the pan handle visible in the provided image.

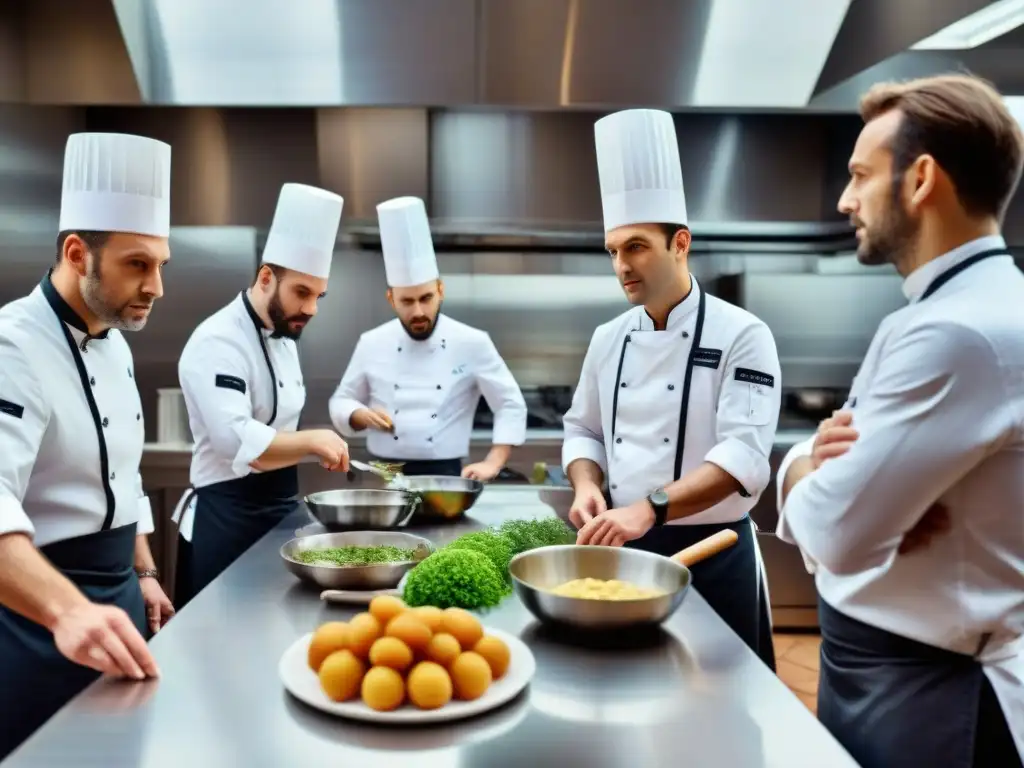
[670,529,739,568]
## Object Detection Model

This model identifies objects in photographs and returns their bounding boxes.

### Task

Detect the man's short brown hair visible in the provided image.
[859,73,1024,220]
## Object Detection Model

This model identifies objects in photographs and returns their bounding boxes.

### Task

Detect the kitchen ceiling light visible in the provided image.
[911,0,1024,49]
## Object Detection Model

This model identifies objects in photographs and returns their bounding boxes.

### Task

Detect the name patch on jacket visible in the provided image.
[0,399,24,419]
[692,348,723,369]
[735,368,775,388]
[215,374,247,394]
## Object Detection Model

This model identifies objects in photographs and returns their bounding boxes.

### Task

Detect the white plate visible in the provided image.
[279,626,535,724]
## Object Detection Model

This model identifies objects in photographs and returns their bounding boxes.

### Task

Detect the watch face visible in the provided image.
[649,489,669,506]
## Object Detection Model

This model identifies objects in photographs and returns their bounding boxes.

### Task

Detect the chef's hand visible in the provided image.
[898,503,951,555]
[576,500,655,547]
[350,407,394,432]
[139,576,174,634]
[461,461,501,482]
[52,603,160,680]
[812,410,859,469]
[568,482,607,529]
[308,429,350,471]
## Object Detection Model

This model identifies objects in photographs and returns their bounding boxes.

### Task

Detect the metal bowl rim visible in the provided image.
[508,544,691,603]
[278,530,434,569]
[303,488,418,504]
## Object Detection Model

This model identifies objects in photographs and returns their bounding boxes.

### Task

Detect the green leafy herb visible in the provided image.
[402,549,506,610]
[446,531,514,586]
[293,545,415,567]
[495,518,576,556]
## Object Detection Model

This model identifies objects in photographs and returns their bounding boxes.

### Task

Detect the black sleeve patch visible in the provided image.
[735,368,775,388]
[215,374,247,394]
[0,399,24,419]
[692,348,723,369]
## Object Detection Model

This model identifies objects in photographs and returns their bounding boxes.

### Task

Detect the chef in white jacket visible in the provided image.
[563,109,781,669]
[330,196,527,480]
[174,183,349,608]
[0,132,171,759]
[776,74,1024,768]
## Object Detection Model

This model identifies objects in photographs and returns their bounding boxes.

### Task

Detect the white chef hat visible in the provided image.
[262,183,344,280]
[594,109,688,233]
[377,196,439,288]
[58,132,172,237]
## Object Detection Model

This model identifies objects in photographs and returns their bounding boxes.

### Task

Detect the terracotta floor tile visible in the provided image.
[772,633,800,657]
[783,637,822,671]
[794,690,818,714]
[776,658,819,696]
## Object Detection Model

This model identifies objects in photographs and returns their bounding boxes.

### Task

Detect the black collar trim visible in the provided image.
[41,270,109,340]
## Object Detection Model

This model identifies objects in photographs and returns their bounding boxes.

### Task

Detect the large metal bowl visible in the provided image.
[280,530,433,590]
[303,489,419,530]
[392,475,484,520]
[508,545,693,631]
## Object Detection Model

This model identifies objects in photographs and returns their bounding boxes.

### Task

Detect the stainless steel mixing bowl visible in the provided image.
[392,475,484,520]
[303,488,419,529]
[508,531,739,631]
[280,530,433,590]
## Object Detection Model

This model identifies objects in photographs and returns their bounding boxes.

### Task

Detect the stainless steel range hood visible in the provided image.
[113,0,855,109]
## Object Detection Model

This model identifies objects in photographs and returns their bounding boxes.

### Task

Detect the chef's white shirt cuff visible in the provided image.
[0,495,34,539]
[774,438,819,574]
[232,421,278,476]
[562,437,607,475]
[330,399,364,438]
[704,438,768,498]
[491,418,527,447]
[135,495,155,536]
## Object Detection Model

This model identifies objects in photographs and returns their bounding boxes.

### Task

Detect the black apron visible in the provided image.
[815,247,1019,768]
[610,280,776,671]
[369,456,463,477]
[818,597,1021,768]
[174,293,300,609]
[0,280,148,760]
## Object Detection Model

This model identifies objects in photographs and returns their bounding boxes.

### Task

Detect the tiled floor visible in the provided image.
[774,632,821,714]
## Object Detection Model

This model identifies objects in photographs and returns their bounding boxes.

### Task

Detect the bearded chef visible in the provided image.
[173,183,349,608]
[329,196,527,480]
[776,74,1024,768]
[0,132,172,759]
[563,109,781,669]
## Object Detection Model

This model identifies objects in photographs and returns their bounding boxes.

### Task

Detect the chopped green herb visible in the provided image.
[293,545,415,567]
[446,531,514,587]
[495,518,576,556]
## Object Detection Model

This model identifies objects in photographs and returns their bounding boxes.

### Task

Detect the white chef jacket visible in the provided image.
[0,277,154,548]
[562,278,782,523]
[329,315,527,460]
[776,235,1024,756]
[174,291,306,540]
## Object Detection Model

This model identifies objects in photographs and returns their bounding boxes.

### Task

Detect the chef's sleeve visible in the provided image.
[562,329,608,475]
[329,336,371,438]
[774,437,819,574]
[0,338,49,538]
[474,334,527,446]
[704,321,782,498]
[782,321,1008,575]
[133,472,155,536]
[178,336,276,477]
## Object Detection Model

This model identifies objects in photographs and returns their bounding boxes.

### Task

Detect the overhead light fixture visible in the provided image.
[912,0,1024,49]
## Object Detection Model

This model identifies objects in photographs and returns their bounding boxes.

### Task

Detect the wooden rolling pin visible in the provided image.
[671,529,739,568]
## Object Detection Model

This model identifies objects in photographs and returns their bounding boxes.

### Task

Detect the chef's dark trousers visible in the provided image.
[626,517,776,671]
[817,595,1022,768]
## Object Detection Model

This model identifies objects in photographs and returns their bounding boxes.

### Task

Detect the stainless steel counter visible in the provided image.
[6,488,856,768]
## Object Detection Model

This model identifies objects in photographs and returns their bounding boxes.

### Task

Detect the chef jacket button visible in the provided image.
[110,472,116,480]
[427,437,433,442]
[663,437,670,443]
[611,484,617,490]
[89,376,96,386]
[136,414,141,421]
[436,385,441,390]
[393,435,399,441]
[620,382,627,388]
[682,331,689,339]
[397,347,402,352]
[102,417,109,428]
[431,413,437,419]
[278,381,283,388]
[394,409,399,414]
[394,384,399,390]
[668,384,675,391]
[615,437,622,444]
